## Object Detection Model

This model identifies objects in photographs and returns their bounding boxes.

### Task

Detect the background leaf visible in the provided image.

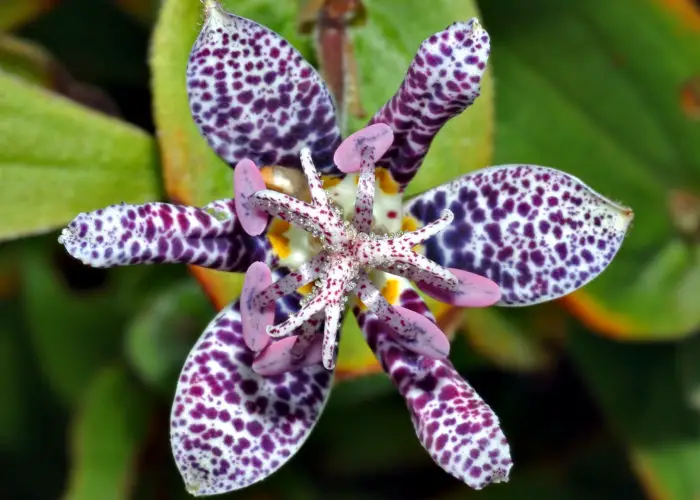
[459,304,562,373]
[0,0,57,31]
[481,0,700,338]
[0,71,160,240]
[20,239,164,405]
[570,328,700,499]
[63,365,153,500]
[0,34,56,86]
[677,332,700,413]
[0,34,122,115]
[125,280,214,395]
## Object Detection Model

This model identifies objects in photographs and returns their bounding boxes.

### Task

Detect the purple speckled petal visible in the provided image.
[404,165,634,306]
[368,18,490,188]
[58,199,272,271]
[354,300,512,489]
[171,300,333,495]
[188,2,341,172]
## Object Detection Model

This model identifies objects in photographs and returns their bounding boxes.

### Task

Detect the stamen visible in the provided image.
[252,189,347,247]
[236,127,501,375]
[355,273,450,358]
[266,294,327,339]
[377,253,459,291]
[253,254,326,308]
[251,190,327,236]
[322,303,342,369]
[290,314,324,360]
[300,148,331,206]
[351,145,376,233]
[396,209,454,248]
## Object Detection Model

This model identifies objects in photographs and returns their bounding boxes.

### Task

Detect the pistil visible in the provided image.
[234,124,501,374]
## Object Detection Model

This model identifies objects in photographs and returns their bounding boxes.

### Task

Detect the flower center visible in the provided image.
[261,167,405,268]
[233,124,500,375]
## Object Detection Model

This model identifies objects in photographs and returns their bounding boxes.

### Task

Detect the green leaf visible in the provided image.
[569,329,700,499]
[125,280,214,395]
[348,0,493,197]
[113,0,160,25]
[20,240,160,405]
[0,303,25,450]
[311,396,428,476]
[459,304,561,373]
[20,0,150,87]
[0,0,56,31]
[677,332,700,414]
[0,35,55,86]
[0,34,122,116]
[0,72,160,241]
[481,0,700,338]
[151,0,491,376]
[63,365,153,500]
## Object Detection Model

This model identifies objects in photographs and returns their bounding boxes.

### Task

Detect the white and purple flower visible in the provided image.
[58,0,633,496]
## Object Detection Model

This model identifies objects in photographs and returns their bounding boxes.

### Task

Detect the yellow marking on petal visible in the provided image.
[271,219,317,268]
[260,165,310,200]
[433,302,461,338]
[381,278,400,305]
[321,174,344,189]
[189,266,244,311]
[260,166,278,189]
[336,307,382,380]
[401,215,419,232]
[267,219,292,259]
[297,281,315,295]
[355,296,368,312]
[376,168,400,195]
[401,215,423,253]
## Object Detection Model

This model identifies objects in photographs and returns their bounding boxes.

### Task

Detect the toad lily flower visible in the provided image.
[58,1,633,496]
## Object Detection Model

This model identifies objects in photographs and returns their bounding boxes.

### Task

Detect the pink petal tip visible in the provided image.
[240,262,274,352]
[252,336,323,376]
[333,123,395,173]
[234,158,269,236]
[391,306,450,359]
[417,268,502,307]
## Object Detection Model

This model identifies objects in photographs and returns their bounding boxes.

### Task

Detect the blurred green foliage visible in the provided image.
[0,0,699,499]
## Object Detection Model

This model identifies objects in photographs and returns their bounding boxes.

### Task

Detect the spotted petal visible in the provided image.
[355,296,512,489]
[369,18,490,188]
[58,199,273,271]
[404,165,634,306]
[187,2,341,172]
[171,300,333,495]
